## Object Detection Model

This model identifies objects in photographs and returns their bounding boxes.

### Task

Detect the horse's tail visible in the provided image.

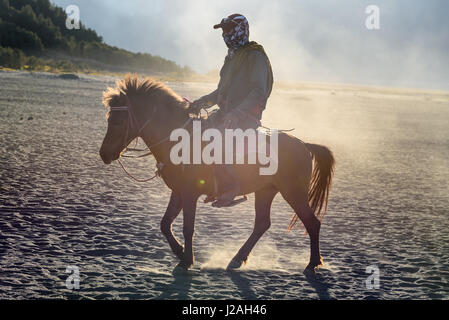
[288,143,335,231]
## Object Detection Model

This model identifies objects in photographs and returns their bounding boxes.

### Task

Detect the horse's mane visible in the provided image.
[102,74,186,110]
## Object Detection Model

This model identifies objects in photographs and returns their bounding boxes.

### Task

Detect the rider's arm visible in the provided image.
[234,51,269,116]
[198,88,218,107]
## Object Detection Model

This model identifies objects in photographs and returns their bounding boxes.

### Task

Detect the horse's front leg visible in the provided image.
[177,192,199,270]
[227,186,278,270]
[160,191,184,260]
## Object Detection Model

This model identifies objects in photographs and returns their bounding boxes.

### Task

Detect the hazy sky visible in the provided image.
[52,0,449,89]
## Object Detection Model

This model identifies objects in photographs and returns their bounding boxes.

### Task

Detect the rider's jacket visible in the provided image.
[199,42,273,123]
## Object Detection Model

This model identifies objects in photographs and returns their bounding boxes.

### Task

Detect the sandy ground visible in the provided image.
[0,70,448,299]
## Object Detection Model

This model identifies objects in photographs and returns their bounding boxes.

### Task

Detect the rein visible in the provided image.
[109,96,289,184]
[109,102,158,182]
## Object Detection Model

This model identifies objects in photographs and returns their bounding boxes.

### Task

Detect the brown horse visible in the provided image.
[99,74,335,274]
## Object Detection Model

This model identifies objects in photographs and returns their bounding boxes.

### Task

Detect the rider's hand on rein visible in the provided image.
[189,99,206,114]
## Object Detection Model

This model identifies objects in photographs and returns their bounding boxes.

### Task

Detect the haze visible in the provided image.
[51,0,449,90]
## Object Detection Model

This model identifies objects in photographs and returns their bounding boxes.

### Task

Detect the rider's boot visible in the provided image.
[212,164,240,207]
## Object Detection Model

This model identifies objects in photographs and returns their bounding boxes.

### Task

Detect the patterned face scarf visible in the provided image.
[220,15,249,58]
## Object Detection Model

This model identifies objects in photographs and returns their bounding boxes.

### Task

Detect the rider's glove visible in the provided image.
[189,98,206,113]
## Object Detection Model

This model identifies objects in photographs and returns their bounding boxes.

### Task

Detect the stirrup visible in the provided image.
[203,195,216,203]
[212,195,248,208]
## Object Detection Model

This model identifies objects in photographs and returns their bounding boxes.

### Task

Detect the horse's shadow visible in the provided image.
[154,265,334,300]
[155,268,194,299]
[303,270,333,300]
[155,266,259,300]
[227,268,333,300]
[227,270,259,299]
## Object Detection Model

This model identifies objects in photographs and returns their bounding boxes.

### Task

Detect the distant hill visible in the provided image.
[0,0,193,77]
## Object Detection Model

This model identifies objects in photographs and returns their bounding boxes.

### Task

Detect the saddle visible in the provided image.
[195,110,274,207]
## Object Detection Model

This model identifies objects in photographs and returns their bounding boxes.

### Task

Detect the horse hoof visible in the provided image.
[203,195,216,203]
[226,259,242,270]
[173,262,192,275]
[176,261,193,270]
[226,258,246,271]
[303,259,323,277]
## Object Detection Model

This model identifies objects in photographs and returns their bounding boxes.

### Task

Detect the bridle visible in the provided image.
[109,95,156,152]
[108,97,193,182]
[109,99,159,182]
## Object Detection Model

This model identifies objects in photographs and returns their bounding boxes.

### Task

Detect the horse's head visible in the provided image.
[100,92,138,164]
[99,74,189,165]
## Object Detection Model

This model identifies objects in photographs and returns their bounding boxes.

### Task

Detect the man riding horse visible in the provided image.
[190,13,274,208]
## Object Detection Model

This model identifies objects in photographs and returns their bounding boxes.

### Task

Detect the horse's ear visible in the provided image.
[113,92,126,107]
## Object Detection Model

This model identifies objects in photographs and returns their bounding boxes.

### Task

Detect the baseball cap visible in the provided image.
[213,13,247,32]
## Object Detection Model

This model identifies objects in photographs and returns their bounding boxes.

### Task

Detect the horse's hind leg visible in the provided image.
[160,191,184,260]
[280,188,323,273]
[227,185,278,270]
